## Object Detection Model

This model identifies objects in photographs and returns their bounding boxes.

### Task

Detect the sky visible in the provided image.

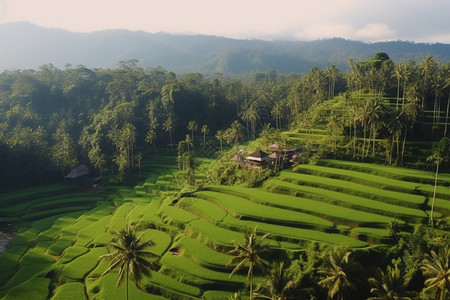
[1,0,450,43]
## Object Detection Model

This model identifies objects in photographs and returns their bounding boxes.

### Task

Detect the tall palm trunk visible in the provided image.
[126,264,129,300]
[430,162,439,227]
[444,93,450,137]
[249,262,254,300]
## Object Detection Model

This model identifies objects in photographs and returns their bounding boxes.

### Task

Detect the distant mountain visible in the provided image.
[1,22,450,74]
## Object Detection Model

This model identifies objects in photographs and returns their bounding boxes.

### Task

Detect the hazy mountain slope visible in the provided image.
[1,22,449,73]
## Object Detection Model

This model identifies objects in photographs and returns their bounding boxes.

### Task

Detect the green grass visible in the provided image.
[58,246,89,264]
[279,171,428,209]
[140,229,172,257]
[263,178,428,220]
[194,190,334,229]
[223,216,368,248]
[158,205,199,225]
[62,247,107,280]
[187,219,243,246]
[51,282,86,300]
[350,227,391,239]
[294,164,450,201]
[142,271,202,298]
[209,184,402,227]
[74,215,112,247]
[179,197,228,223]
[86,272,166,300]
[161,252,245,285]
[317,159,450,185]
[1,277,50,300]
[47,234,76,256]
[173,236,232,269]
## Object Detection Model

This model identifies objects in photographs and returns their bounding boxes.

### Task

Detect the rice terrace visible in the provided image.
[0,52,450,300]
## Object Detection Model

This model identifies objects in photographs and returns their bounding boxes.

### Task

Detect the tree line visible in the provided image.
[0,53,449,188]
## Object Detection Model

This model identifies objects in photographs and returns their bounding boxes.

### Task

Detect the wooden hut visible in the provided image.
[245,150,272,169]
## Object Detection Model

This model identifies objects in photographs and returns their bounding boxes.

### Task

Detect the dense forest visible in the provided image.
[0,52,449,190]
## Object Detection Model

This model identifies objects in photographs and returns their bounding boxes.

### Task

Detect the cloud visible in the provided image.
[355,23,396,41]
[1,0,449,43]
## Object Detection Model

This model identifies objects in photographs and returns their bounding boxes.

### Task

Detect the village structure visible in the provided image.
[232,143,306,169]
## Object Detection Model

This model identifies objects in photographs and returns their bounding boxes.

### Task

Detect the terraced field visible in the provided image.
[0,156,449,299]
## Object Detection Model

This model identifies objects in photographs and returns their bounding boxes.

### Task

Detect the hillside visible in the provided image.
[1,22,450,73]
[0,154,449,299]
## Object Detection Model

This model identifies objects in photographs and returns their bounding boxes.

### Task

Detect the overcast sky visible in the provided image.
[1,0,449,43]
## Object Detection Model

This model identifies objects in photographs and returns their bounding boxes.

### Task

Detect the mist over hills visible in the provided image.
[1,22,450,74]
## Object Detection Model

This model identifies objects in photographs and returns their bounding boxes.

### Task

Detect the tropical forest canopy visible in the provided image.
[0,52,449,190]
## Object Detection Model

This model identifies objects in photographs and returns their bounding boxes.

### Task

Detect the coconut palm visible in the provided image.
[228,225,271,300]
[240,101,259,139]
[162,115,174,152]
[99,223,158,300]
[215,129,225,154]
[426,137,449,227]
[318,246,362,300]
[367,264,412,300]
[420,246,450,300]
[201,124,209,151]
[187,120,198,146]
[224,120,244,152]
[253,261,298,300]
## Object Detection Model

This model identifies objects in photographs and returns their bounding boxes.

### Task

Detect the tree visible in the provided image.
[215,129,225,154]
[99,223,158,300]
[420,246,450,300]
[240,101,259,140]
[51,125,78,179]
[163,116,174,152]
[367,264,412,300]
[88,144,105,186]
[228,226,271,300]
[317,246,362,300]
[224,120,244,152]
[201,124,209,151]
[187,120,198,146]
[145,129,158,153]
[325,64,340,99]
[426,137,449,227]
[253,261,298,300]
[271,101,284,130]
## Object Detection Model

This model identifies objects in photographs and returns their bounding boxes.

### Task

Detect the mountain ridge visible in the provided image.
[1,22,450,73]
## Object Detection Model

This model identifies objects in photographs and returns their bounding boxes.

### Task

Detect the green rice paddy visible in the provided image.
[0,156,448,299]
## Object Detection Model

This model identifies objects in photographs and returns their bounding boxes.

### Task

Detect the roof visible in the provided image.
[267,143,280,151]
[246,150,272,162]
[65,164,89,179]
[231,154,246,163]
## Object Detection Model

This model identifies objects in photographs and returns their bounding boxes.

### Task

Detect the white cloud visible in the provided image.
[355,23,396,42]
[1,0,449,43]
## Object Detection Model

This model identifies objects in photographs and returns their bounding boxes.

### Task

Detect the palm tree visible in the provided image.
[426,137,449,227]
[365,98,383,157]
[201,124,209,151]
[367,264,412,300]
[240,101,259,139]
[145,129,157,153]
[317,246,362,300]
[253,261,298,300]
[99,223,158,300]
[420,246,450,300]
[163,116,174,152]
[325,64,339,98]
[187,120,198,146]
[228,226,271,300]
[224,120,244,152]
[215,129,225,154]
[271,101,284,130]
[387,109,406,165]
